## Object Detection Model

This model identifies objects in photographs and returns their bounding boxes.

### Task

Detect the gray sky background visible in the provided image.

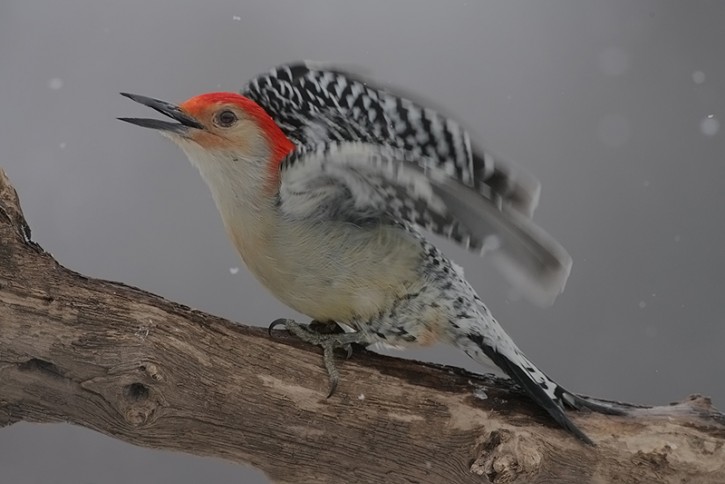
[1,1,724,483]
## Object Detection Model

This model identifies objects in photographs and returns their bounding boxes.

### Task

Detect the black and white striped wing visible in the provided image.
[243,61,541,218]
[279,143,572,306]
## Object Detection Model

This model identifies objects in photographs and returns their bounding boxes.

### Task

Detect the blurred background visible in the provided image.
[1,1,724,482]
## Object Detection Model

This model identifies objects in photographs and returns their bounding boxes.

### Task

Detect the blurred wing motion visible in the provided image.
[244,62,571,305]
[279,142,571,306]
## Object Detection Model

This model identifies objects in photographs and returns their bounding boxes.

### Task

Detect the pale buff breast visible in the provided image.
[226,215,422,323]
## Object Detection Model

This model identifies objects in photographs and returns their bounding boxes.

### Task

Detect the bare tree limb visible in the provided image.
[0,168,723,484]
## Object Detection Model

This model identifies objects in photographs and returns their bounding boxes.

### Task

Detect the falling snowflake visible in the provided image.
[700,114,719,136]
[47,78,63,90]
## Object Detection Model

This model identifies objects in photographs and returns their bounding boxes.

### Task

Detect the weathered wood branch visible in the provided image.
[0,169,723,484]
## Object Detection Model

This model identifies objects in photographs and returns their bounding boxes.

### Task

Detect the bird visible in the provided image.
[119,61,618,445]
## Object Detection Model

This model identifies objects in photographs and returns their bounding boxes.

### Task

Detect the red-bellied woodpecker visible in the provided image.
[120,61,618,445]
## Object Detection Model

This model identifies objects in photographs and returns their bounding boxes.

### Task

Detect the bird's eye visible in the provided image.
[216,110,237,127]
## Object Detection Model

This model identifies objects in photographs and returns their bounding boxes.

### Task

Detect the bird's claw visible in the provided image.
[268,318,289,336]
[267,318,366,397]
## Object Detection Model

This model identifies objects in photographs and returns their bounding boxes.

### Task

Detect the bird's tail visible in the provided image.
[459,310,621,445]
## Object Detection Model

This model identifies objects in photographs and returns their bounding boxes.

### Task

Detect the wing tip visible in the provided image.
[489,243,572,307]
[495,266,570,307]
[475,149,542,218]
[507,175,541,218]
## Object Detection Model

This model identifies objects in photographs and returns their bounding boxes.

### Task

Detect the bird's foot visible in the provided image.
[308,319,346,335]
[268,318,367,397]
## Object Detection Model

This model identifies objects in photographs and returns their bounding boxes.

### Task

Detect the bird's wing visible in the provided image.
[279,142,572,306]
[243,60,540,218]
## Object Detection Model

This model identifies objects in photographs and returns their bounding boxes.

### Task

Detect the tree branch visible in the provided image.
[0,168,723,484]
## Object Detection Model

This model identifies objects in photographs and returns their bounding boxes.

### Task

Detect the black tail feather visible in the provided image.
[480,345,596,446]
[559,390,627,416]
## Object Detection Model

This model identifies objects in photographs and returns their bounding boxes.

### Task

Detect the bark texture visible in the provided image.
[1,168,723,484]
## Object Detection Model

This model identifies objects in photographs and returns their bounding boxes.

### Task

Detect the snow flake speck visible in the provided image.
[700,115,719,136]
[47,78,63,90]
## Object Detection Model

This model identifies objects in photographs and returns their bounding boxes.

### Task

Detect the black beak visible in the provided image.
[118,92,204,134]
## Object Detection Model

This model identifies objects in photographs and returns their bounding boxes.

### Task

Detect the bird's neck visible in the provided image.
[186,149,280,252]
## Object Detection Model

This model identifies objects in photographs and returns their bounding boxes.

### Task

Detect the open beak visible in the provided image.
[118,92,204,134]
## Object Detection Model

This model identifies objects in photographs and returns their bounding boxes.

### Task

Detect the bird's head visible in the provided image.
[119,92,295,189]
